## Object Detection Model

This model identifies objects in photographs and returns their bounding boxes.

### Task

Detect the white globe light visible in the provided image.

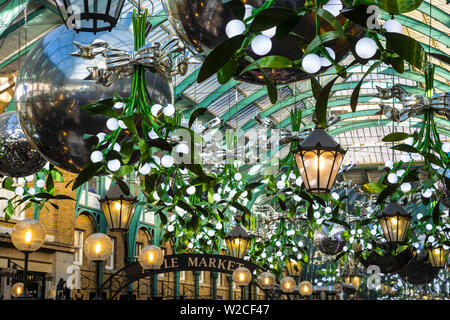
[314,211,321,219]
[118,120,127,129]
[325,207,332,214]
[355,37,377,59]
[244,4,254,20]
[186,186,196,195]
[416,213,423,219]
[276,180,285,189]
[422,188,433,198]
[383,19,403,33]
[151,104,163,117]
[36,179,45,188]
[320,47,336,67]
[323,0,342,17]
[331,192,340,200]
[28,187,36,195]
[294,195,301,202]
[175,143,189,154]
[387,173,398,184]
[216,222,223,230]
[161,155,174,168]
[167,225,175,232]
[151,156,161,167]
[96,132,107,144]
[148,129,158,139]
[213,193,221,202]
[112,143,121,152]
[17,177,25,185]
[296,177,303,186]
[317,218,323,224]
[302,54,321,73]
[113,102,124,109]
[234,172,242,181]
[396,169,405,177]
[251,35,272,56]
[15,187,24,195]
[90,150,103,163]
[225,19,246,38]
[163,104,175,117]
[262,26,277,38]
[106,118,119,131]
[385,160,394,169]
[107,159,121,172]
[400,183,411,193]
[442,142,450,153]
[428,235,435,243]
[139,163,151,175]
[425,224,432,231]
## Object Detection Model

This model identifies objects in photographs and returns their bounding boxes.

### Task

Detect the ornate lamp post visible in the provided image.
[257,272,276,299]
[99,183,137,232]
[225,221,251,259]
[293,128,346,194]
[298,280,313,299]
[84,233,113,300]
[11,219,46,298]
[53,0,126,33]
[377,202,411,244]
[280,276,296,293]
[426,247,448,268]
[232,267,252,300]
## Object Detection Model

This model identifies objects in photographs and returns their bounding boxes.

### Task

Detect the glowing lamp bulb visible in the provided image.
[264,278,269,285]
[25,230,32,243]
[95,243,101,254]
[239,273,245,281]
[286,282,291,289]
[391,217,398,225]
[234,239,240,245]
[114,202,121,210]
[434,248,440,255]
[148,252,154,262]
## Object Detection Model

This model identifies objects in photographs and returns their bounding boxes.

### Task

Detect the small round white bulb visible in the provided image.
[113,102,124,109]
[175,143,189,154]
[151,104,163,117]
[25,175,34,182]
[320,47,336,67]
[276,180,285,189]
[15,187,24,195]
[148,129,158,139]
[186,186,196,195]
[251,35,272,56]
[323,0,343,17]
[225,19,246,38]
[383,19,403,34]
[90,150,103,163]
[107,159,121,172]
[387,173,398,184]
[295,177,303,186]
[161,155,174,168]
[234,172,242,181]
[302,54,322,73]
[262,26,277,38]
[96,132,107,145]
[163,104,175,117]
[355,37,377,59]
[106,118,119,131]
[139,163,151,175]
[118,120,127,129]
[213,193,221,202]
[400,183,411,193]
[28,188,36,195]
[36,179,45,188]
[442,142,450,153]
[244,4,254,20]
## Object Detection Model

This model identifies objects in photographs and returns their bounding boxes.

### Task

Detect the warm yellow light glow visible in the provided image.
[286,283,291,289]
[264,277,269,285]
[148,252,154,262]
[17,287,22,295]
[239,273,245,281]
[94,243,101,254]
[234,239,240,245]
[25,230,32,243]
[314,155,326,170]
[434,248,441,255]
[391,217,398,225]
[114,202,121,210]
[303,286,309,293]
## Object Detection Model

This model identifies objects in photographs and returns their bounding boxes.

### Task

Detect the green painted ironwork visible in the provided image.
[0,0,32,37]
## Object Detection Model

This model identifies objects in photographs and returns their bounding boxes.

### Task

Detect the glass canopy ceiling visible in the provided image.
[0,0,449,168]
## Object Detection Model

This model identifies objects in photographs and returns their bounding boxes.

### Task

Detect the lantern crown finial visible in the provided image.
[378,202,410,218]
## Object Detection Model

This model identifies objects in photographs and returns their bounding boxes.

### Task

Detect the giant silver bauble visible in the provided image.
[15,25,173,173]
[313,225,346,255]
[0,111,46,177]
[162,0,364,85]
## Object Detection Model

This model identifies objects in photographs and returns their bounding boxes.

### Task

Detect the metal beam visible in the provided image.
[0,6,47,39]
[0,0,32,37]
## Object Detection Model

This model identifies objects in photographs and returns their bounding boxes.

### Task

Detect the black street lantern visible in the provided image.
[293,128,346,194]
[225,224,251,259]
[343,269,362,291]
[426,247,448,268]
[377,202,411,244]
[99,183,137,232]
[54,0,126,33]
